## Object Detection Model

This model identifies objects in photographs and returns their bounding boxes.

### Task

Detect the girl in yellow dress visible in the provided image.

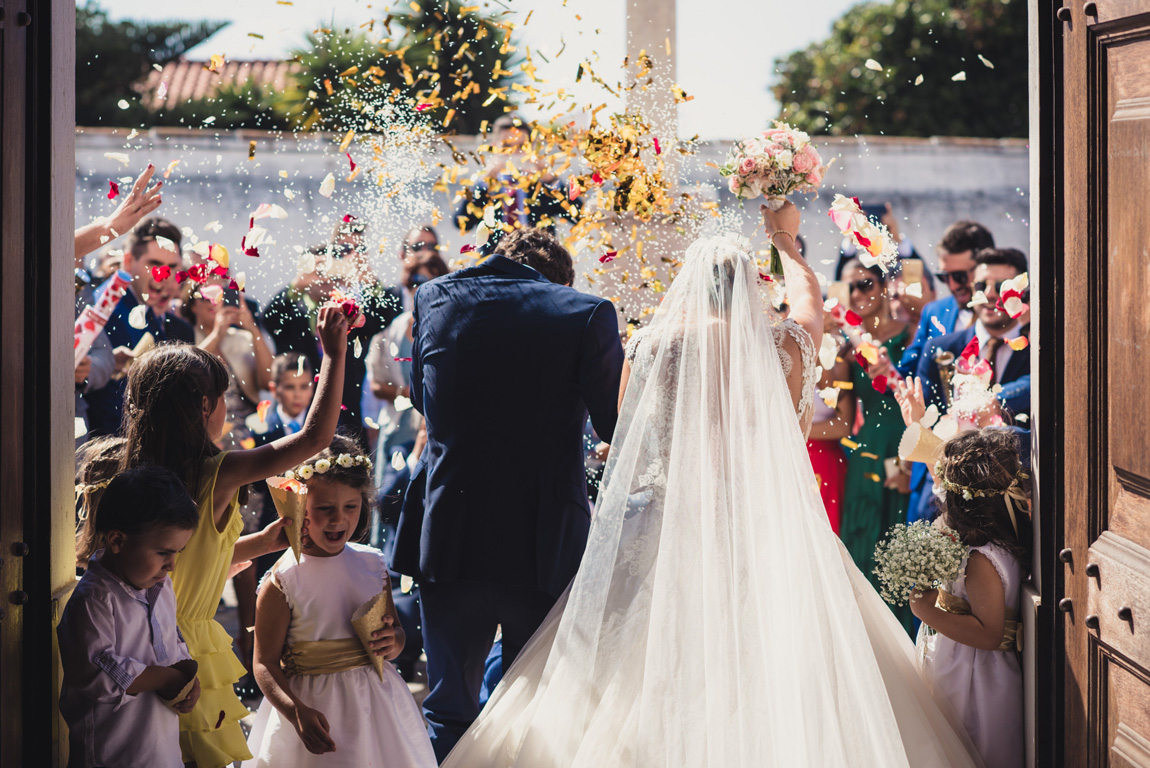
[107,305,349,767]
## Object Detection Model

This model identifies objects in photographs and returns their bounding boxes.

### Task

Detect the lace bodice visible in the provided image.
[625,316,818,438]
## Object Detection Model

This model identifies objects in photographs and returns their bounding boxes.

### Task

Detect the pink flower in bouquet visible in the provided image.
[806,169,824,186]
[792,145,819,174]
[762,128,785,138]
[764,141,782,158]
[739,157,757,175]
[728,176,742,195]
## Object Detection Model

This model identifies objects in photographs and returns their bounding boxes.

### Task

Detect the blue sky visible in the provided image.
[95,0,861,139]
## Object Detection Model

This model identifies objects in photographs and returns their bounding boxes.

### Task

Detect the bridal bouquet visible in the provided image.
[719,123,828,205]
[872,520,967,607]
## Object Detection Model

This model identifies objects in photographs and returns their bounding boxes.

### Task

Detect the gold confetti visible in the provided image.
[248,141,257,161]
[831,380,854,390]
[865,473,883,483]
[841,438,860,450]
[860,451,880,460]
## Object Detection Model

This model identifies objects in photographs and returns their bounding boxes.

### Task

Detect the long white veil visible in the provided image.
[444,235,982,767]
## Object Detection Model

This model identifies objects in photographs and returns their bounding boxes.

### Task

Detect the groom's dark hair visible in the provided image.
[494,228,575,287]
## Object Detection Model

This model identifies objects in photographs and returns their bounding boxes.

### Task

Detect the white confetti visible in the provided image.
[978,55,994,69]
[75,418,88,440]
[128,304,149,330]
[154,235,178,252]
[394,396,413,412]
[234,272,247,291]
[104,152,131,166]
[951,71,967,82]
[906,282,923,298]
[117,99,130,110]
[914,74,924,86]
[297,253,316,274]
[204,220,223,233]
[864,59,883,72]
[353,337,363,359]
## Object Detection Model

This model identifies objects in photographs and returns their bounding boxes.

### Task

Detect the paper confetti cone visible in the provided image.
[351,590,394,680]
[160,659,198,712]
[898,422,945,466]
[265,477,307,561]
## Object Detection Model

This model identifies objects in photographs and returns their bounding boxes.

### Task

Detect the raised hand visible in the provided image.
[892,376,927,427]
[108,165,163,236]
[761,201,801,244]
[294,704,336,754]
[316,304,350,356]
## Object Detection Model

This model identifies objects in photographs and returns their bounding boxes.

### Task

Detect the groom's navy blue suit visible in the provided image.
[391,254,624,759]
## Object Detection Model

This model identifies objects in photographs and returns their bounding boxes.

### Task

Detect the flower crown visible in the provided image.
[933,461,1028,501]
[75,478,112,502]
[285,453,373,481]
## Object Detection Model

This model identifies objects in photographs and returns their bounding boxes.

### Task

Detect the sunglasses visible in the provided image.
[973,279,1012,295]
[403,241,438,253]
[934,269,972,286]
[849,278,877,294]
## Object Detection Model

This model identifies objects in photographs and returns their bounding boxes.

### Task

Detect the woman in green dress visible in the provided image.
[837,258,914,634]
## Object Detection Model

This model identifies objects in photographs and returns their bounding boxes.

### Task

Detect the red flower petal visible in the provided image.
[415,102,433,112]
[854,351,870,370]
[210,266,228,277]
[599,251,618,263]
[844,310,862,327]
[346,152,356,173]
[175,270,189,283]
[653,137,662,155]
[342,214,356,223]
[108,181,119,200]
[853,231,872,248]
[591,172,604,185]
[959,335,980,362]
[759,272,774,283]
[872,375,889,394]
[460,244,476,253]
[394,357,412,362]
[151,266,171,282]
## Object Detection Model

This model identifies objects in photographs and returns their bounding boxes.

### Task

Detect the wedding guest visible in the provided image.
[74,271,115,448]
[897,220,995,378]
[263,232,401,446]
[91,247,124,282]
[889,257,937,346]
[453,115,580,253]
[74,164,164,271]
[84,217,195,438]
[911,428,1029,768]
[909,248,1031,526]
[244,436,436,768]
[59,466,201,768]
[836,258,914,633]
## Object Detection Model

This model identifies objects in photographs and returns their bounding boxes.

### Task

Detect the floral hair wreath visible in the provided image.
[934,460,1030,536]
[74,478,113,511]
[285,453,373,481]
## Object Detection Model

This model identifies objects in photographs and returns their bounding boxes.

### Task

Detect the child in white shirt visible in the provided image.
[59,466,202,768]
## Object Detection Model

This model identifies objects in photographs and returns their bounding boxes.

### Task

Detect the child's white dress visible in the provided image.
[917,542,1024,768]
[244,543,436,768]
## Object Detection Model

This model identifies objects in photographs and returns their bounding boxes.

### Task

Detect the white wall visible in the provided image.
[75,128,1030,305]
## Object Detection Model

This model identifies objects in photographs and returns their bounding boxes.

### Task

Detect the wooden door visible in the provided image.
[1059,0,1150,764]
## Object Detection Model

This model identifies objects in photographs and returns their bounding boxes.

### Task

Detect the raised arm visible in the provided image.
[579,300,625,444]
[762,202,822,353]
[74,165,163,268]
[215,305,348,502]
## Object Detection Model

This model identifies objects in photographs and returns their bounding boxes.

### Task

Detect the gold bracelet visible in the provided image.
[769,230,796,245]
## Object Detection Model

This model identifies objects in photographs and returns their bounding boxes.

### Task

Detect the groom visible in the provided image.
[392,227,624,760]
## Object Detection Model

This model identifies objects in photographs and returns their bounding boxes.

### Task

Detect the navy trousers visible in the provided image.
[418,580,556,762]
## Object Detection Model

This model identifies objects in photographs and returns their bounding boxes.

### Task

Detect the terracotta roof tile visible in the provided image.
[137,59,300,110]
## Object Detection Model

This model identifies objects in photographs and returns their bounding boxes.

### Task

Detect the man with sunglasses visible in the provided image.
[896,220,995,379]
[907,247,1031,525]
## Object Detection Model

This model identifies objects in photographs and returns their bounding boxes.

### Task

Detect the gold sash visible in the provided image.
[281,637,372,677]
[936,590,1023,652]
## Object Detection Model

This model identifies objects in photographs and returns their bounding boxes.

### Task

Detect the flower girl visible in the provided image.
[910,427,1030,768]
[244,435,436,768]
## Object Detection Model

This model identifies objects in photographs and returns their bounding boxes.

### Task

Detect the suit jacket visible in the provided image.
[898,296,966,379]
[84,282,195,437]
[262,283,401,439]
[392,255,624,597]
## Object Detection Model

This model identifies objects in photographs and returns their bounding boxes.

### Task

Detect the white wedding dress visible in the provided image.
[443,235,984,767]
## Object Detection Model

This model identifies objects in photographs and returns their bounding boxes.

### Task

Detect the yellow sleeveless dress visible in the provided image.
[172,452,253,767]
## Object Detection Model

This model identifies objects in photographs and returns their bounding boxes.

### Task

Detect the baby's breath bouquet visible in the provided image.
[873,520,968,607]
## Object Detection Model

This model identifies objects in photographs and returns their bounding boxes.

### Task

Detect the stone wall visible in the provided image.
[75,128,1029,304]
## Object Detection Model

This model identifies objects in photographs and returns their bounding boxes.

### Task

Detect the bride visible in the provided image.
[442,203,984,767]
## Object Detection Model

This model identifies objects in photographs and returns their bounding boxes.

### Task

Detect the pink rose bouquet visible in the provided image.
[719,123,829,209]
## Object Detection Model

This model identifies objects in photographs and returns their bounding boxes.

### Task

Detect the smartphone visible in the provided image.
[861,202,888,221]
[901,259,923,284]
[828,281,850,308]
[222,287,241,307]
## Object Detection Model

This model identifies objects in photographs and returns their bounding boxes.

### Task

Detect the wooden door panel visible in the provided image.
[1062,1,1150,766]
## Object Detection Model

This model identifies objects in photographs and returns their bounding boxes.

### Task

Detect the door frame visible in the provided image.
[1027,0,1066,766]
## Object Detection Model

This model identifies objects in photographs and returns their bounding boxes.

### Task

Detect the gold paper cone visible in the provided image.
[351,590,394,680]
[898,422,945,465]
[161,659,199,712]
[265,477,308,561]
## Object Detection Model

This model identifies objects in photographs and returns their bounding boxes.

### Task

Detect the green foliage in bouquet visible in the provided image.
[771,0,1027,138]
[873,520,968,607]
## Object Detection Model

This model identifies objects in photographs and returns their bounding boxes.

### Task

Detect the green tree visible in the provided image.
[278,0,521,134]
[772,0,1027,138]
[76,0,228,126]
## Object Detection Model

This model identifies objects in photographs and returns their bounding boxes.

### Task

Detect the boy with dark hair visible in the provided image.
[492,227,575,286]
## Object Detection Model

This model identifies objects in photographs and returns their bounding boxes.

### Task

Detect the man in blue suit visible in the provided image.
[392,227,624,759]
[897,220,996,378]
[912,247,1031,522]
